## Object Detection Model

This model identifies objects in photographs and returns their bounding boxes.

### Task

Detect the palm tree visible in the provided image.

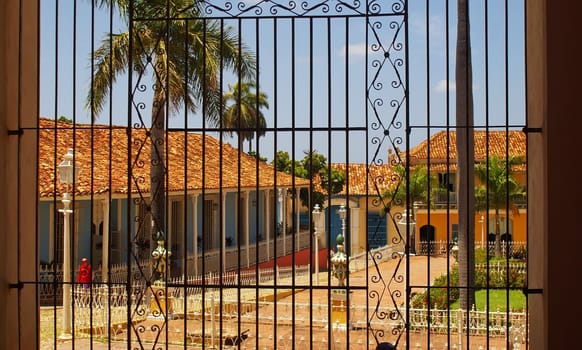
[475,155,525,258]
[222,81,269,152]
[455,0,476,311]
[87,1,256,256]
[383,164,435,215]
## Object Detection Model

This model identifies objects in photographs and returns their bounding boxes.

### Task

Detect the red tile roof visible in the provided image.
[326,130,526,197]
[329,163,395,196]
[39,118,308,198]
[407,129,526,171]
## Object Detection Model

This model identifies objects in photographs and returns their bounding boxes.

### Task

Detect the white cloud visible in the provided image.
[434,80,481,93]
[435,79,455,92]
[338,43,369,58]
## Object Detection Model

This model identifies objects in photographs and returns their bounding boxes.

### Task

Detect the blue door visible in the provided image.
[367,213,387,249]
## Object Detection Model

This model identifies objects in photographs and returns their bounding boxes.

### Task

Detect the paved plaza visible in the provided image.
[41,255,517,349]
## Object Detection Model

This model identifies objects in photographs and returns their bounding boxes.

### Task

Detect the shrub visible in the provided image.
[412,261,526,309]
[474,248,489,264]
[411,269,459,309]
[510,245,527,261]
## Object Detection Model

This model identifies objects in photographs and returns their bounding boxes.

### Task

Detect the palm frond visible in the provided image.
[87,32,133,118]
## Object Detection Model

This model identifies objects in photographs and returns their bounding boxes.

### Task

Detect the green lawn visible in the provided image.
[450,289,526,311]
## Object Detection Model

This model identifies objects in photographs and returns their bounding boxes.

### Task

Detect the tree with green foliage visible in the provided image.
[382,164,435,218]
[87,0,256,256]
[475,155,525,257]
[382,164,435,254]
[271,150,345,209]
[247,151,268,163]
[222,81,268,152]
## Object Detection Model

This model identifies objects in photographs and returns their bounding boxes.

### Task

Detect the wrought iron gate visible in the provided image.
[34,0,528,349]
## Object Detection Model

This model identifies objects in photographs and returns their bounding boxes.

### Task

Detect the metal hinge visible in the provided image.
[523,288,543,295]
[7,129,23,136]
[9,282,23,290]
[522,127,542,133]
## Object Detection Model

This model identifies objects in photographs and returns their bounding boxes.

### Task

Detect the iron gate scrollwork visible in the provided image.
[34,0,408,349]
[124,1,408,349]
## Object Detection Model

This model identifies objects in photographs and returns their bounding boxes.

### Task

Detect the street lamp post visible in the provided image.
[312,204,321,285]
[57,148,80,339]
[331,204,348,288]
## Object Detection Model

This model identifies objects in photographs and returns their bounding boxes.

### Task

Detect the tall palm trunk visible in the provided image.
[150,87,166,258]
[456,0,476,312]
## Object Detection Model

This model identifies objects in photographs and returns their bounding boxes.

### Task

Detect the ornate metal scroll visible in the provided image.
[366,0,407,347]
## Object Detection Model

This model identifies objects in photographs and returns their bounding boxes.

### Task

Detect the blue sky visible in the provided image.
[39,0,525,164]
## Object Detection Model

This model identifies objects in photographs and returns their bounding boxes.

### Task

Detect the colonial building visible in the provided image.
[38,118,309,276]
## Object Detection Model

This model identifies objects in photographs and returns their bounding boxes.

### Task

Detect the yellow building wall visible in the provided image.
[383,205,527,252]
[413,210,527,245]
[317,195,527,256]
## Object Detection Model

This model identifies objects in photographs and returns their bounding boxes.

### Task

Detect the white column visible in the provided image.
[296,195,300,250]
[282,188,287,255]
[320,211,327,249]
[102,199,110,282]
[222,192,227,272]
[265,190,270,261]
[278,188,285,255]
[350,207,360,255]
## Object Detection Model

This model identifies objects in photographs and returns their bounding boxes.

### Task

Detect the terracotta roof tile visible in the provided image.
[322,130,526,197]
[407,129,526,171]
[324,163,396,196]
[39,118,308,198]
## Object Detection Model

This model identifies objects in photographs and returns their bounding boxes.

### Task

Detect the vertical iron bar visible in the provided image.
[218,17,225,348]
[126,0,134,346]
[403,0,412,347]
[308,16,314,350]
[424,1,432,346]
[484,0,491,347]
[271,17,278,350]
[253,15,262,349]
[344,16,351,347]
[326,16,332,348]
[364,4,371,347]
[51,1,59,339]
[504,1,511,349]
[106,0,114,345]
[290,16,296,344]
[445,0,453,347]
[182,14,190,349]
[200,17,207,350]
[236,15,243,350]
[164,2,171,345]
